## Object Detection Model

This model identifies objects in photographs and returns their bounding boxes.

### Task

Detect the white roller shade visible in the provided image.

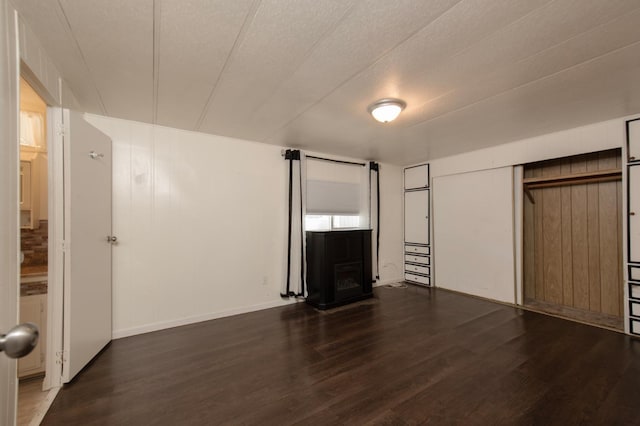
[306,159,367,216]
[306,180,360,215]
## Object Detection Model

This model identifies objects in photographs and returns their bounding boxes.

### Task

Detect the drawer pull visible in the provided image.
[630,156,636,161]
[631,212,636,216]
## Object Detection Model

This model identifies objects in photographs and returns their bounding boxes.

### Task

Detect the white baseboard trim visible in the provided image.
[29,386,59,426]
[114,279,404,339]
[112,298,297,339]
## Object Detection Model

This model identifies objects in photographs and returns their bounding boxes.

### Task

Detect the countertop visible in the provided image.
[21,264,48,277]
[20,264,48,296]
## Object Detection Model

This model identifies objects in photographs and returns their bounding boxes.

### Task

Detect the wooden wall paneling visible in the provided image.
[586,154,602,312]
[571,158,590,311]
[542,162,563,305]
[523,149,623,327]
[560,161,573,307]
[533,167,545,301]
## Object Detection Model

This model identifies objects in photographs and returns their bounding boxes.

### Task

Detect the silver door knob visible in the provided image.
[0,323,39,359]
[106,236,117,243]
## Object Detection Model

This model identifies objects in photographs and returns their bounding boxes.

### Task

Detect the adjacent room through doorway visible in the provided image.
[17,76,51,425]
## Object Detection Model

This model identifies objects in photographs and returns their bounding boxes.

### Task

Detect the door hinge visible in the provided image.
[56,350,67,365]
[56,123,65,137]
[61,240,68,251]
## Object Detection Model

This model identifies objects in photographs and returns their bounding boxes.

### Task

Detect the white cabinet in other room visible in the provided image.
[630,165,640,263]
[20,161,31,210]
[405,190,429,245]
[18,294,47,378]
[629,119,640,163]
[404,164,429,190]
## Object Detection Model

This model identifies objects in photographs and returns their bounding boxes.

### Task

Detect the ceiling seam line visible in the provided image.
[194,0,262,131]
[246,0,359,118]
[55,0,108,115]
[442,0,558,65]
[262,0,520,141]
[406,3,640,116]
[261,0,468,141]
[406,38,640,130]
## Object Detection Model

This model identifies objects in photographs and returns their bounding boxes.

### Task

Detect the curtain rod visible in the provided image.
[306,155,366,167]
[281,149,368,166]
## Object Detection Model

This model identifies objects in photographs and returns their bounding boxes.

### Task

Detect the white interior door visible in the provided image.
[630,165,640,263]
[62,110,112,383]
[404,190,429,245]
[0,0,19,422]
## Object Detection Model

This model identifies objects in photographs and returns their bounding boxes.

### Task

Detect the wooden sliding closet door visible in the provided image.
[523,149,623,329]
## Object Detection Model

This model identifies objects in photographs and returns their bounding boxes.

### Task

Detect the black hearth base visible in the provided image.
[306,292,373,310]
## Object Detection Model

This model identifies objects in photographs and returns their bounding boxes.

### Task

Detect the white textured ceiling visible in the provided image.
[12,0,640,164]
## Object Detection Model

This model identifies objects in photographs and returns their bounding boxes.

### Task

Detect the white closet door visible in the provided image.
[629,119,640,162]
[630,165,640,263]
[405,190,429,245]
[404,164,429,190]
[63,110,113,383]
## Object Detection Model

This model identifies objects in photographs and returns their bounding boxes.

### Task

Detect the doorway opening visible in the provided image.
[17,76,53,425]
[522,149,624,330]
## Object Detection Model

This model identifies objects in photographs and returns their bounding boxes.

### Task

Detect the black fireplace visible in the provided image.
[305,229,372,309]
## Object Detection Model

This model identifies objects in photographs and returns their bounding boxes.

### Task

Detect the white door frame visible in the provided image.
[15,28,66,393]
[43,105,64,390]
[17,61,65,393]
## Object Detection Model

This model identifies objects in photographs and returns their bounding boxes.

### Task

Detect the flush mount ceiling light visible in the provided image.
[367,98,406,123]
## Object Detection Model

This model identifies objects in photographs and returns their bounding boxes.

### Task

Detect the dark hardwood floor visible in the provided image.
[43,285,640,425]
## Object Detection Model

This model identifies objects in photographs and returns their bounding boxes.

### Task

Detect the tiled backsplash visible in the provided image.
[21,220,48,266]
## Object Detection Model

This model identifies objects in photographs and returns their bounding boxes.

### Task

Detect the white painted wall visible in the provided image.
[377,162,404,285]
[85,115,403,338]
[17,16,61,106]
[429,118,626,179]
[428,117,630,305]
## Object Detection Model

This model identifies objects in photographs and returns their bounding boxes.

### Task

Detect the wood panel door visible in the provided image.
[523,149,623,329]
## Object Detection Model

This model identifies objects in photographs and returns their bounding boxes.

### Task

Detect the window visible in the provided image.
[305,215,361,231]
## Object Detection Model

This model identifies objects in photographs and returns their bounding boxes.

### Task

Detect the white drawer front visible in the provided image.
[630,283,640,300]
[631,302,640,318]
[405,263,430,275]
[631,319,640,335]
[405,245,429,255]
[405,273,430,286]
[405,254,429,265]
[630,266,640,282]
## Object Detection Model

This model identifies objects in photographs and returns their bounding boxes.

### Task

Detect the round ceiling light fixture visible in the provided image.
[367,98,406,123]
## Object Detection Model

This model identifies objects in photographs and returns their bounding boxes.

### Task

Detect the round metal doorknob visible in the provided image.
[0,323,39,359]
